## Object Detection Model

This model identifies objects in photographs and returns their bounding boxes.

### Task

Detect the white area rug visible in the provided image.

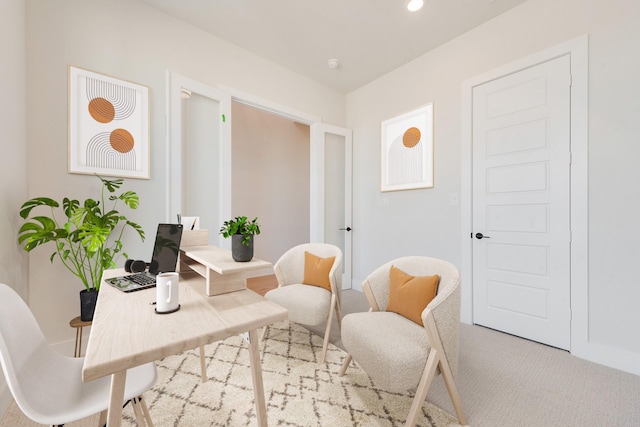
[127,321,460,426]
[1,321,460,426]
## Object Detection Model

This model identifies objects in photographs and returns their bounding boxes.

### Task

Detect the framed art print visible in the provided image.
[68,66,150,179]
[381,103,434,192]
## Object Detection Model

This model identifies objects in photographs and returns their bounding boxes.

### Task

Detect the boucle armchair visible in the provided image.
[339,256,466,426]
[265,243,343,363]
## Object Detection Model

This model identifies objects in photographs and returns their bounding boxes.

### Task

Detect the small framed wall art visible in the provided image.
[68,66,150,179]
[380,103,434,191]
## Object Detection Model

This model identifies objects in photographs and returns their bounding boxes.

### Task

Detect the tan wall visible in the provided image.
[231,102,310,264]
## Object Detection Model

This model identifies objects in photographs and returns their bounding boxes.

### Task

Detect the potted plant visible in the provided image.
[219,216,261,262]
[18,175,145,321]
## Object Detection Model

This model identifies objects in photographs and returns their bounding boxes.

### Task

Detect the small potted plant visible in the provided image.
[18,175,145,320]
[219,216,261,262]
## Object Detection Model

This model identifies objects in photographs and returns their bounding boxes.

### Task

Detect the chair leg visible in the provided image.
[335,299,343,330]
[423,311,467,425]
[138,396,154,427]
[320,293,337,364]
[131,397,146,426]
[405,348,440,427]
[199,345,207,382]
[338,354,352,376]
[259,325,268,343]
[98,409,107,427]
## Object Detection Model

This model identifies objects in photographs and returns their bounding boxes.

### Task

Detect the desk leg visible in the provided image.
[107,370,127,427]
[248,329,268,427]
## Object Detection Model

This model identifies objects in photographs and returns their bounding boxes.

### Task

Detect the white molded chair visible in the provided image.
[264,243,343,363]
[338,257,467,426]
[0,283,157,426]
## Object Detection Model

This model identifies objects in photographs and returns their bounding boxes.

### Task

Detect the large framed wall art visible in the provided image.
[380,103,434,192]
[68,66,150,179]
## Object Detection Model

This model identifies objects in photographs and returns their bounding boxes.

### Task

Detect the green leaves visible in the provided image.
[17,175,144,291]
[219,216,260,246]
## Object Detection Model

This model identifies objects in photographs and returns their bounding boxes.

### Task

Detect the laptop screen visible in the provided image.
[148,223,184,275]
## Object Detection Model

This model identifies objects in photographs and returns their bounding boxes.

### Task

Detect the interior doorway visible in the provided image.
[471,55,571,350]
[460,36,589,355]
[231,101,310,264]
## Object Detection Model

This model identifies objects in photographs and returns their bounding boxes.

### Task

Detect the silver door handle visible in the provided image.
[340,227,352,232]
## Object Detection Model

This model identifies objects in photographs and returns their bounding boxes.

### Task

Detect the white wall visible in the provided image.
[1,0,28,292]
[0,0,28,415]
[24,0,345,347]
[346,0,640,374]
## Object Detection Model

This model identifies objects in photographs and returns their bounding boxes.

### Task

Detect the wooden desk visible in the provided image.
[82,268,288,427]
[180,245,272,296]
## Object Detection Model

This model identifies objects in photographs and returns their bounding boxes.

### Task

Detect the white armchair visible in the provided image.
[264,243,343,363]
[339,256,466,426]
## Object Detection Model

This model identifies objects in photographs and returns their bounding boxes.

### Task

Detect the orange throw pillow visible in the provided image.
[386,265,440,326]
[302,251,336,292]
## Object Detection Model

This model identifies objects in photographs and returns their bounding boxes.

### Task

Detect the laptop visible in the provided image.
[106,223,184,292]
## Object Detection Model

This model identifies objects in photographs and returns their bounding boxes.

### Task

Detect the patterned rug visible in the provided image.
[122,321,461,427]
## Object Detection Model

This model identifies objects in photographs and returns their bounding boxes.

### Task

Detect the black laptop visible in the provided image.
[106,223,184,292]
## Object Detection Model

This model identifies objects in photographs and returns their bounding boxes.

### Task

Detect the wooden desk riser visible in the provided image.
[179,245,272,296]
[82,269,288,427]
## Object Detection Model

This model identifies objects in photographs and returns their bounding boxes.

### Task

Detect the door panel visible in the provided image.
[310,123,353,289]
[472,54,571,350]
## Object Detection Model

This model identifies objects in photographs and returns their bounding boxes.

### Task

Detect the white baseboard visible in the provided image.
[350,277,363,292]
[573,341,640,377]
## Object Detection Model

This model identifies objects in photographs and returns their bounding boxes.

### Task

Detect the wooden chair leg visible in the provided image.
[139,396,154,427]
[335,299,343,330]
[131,397,146,426]
[320,294,337,364]
[199,345,207,382]
[405,348,439,427]
[339,354,352,377]
[98,409,107,427]
[424,311,467,425]
[259,325,268,344]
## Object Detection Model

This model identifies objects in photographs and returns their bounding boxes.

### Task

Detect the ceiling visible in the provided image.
[138,0,527,93]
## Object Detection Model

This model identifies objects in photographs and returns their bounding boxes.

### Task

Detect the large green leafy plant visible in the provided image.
[18,176,145,292]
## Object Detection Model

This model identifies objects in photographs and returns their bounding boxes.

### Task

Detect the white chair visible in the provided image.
[264,243,343,363]
[339,257,467,426]
[0,283,157,426]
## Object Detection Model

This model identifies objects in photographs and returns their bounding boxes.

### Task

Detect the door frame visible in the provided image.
[460,35,588,354]
[310,123,353,289]
[166,72,232,247]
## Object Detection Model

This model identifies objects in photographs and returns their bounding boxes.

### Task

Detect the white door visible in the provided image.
[167,72,231,248]
[472,55,571,350]
[310,123,353,289]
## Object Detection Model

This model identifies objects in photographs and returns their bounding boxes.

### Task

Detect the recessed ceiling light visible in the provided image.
[406,0,424,12]
[328,58,340,70]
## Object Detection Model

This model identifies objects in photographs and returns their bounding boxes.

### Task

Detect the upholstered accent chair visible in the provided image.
[264,243,343,363]
[339,256,466,426]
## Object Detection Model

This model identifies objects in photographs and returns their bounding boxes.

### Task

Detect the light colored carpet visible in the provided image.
[1,320,460,427]
[4,289,640,426]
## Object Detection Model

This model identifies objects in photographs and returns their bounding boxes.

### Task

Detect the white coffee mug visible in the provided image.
[156,272,180,313]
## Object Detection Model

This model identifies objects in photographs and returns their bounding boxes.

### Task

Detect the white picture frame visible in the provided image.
[381,103,434,191]
[68,66,150,179]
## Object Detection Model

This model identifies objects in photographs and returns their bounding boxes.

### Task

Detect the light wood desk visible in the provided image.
[82,268,288,427]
